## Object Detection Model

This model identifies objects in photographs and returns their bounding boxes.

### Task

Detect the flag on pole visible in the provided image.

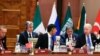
[33,2,45,34]
[60,2,73,35]
[76,3,86,34]
[48,2,60,35]
[92,10,100,33]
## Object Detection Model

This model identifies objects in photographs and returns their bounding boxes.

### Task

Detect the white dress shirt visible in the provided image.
[86,34,93,47]
[27,31,32,38]
[66,35,73,45]
[47,33,52,50]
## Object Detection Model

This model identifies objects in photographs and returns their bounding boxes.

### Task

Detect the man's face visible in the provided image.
[27,25,33,33]
[84,27,91,35]
[51,28,57,35]
[66,28,73,36]
[0,29,7,39]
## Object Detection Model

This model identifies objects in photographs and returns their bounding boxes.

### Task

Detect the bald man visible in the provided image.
[75,23,97,49]
[0,26,7,50]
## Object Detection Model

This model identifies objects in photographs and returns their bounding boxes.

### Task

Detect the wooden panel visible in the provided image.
[0,0,36,51]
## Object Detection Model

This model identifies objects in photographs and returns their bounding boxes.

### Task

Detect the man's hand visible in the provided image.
[81,45,87,49]
[25,42,32,49]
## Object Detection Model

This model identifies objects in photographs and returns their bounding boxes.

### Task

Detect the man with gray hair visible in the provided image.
[76,23,97,49]
[18,21,38,46]
[0,25,7,51]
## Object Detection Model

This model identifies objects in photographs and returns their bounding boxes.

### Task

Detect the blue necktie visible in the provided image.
[87,35,91,47]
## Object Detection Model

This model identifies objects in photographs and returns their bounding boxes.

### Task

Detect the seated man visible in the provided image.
[75,23,97,49]
[35,24,57,51]
[60,27,78,51]
[18,21,38,46]
[60,27,78,45]
[0,26,7,51]
[94,31,100,44]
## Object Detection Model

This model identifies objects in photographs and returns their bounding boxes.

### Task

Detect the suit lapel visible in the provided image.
[46,33,48,48]
[83,34,86,45]
[32,32,35,38]
[24,31,28,38]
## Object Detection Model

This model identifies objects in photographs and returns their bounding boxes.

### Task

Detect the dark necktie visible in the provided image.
[50,37,53,50]
[29,33,32,38]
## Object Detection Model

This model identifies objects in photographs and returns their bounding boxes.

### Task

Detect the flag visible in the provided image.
[76,4,86,34]
[60,2,73,35]
[33,2,45,34]
[48,2,60,35]
[92,10,100,33]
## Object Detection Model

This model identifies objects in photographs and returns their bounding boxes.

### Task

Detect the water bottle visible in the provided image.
[98,43,100,52]
[95,43,98,52]
[15,43,21,53]
[87,46,94,55]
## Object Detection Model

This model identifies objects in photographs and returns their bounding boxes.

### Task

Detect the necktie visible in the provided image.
[87,35,91,47]
[29,33,32,38]
[50,37,53,50]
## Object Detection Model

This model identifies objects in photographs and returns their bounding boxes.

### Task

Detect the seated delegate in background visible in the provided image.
[94,31,100,44]
[75,23,97,49]
[35,24,57,51]
[60,27,78,51]
[0,26,7,51]
[18,21,38,46]
[60,27,78,45]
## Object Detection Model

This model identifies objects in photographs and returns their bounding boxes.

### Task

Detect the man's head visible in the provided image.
[47,24,57,36]
[84,23,92,35]
[66,27,73,36]
[26,21,33,33]
[0,26,7,39]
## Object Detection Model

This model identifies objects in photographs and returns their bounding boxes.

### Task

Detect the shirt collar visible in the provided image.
[27,31,32,35]
[47,32,52,38]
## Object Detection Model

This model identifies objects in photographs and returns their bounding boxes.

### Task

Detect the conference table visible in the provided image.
[0,53,100,56]
[0,51,100,56]
[0,49,100,56]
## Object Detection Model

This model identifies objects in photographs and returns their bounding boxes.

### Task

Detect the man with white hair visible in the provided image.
[18,21,38,46]
[76,23,97,49]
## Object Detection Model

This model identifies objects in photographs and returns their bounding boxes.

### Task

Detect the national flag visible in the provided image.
[48,2,60,35]
[92,10,100,33]
[76,3,86,34]
[60,2,73,35]
[33,2,45,34]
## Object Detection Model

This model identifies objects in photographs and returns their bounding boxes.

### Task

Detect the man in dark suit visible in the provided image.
[18,21,38,46]
[35,24,57,51]
[93,30,100,44]
[0,26,7,51]
[75,23,97,49]
[60,27,78,45]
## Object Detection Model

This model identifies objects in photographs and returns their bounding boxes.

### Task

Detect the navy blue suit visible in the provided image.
[18,31,38,46]
[60,33,78,45]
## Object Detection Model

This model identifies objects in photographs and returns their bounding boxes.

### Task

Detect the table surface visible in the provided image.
[0,53,100,56]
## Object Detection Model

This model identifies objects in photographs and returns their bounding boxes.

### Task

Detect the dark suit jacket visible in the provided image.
[75,33,97,48]
[18,31,38,46]
[35,33,54,50]
[60,33,78,45]
[1,36,7,50]
[96,37,100,44]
